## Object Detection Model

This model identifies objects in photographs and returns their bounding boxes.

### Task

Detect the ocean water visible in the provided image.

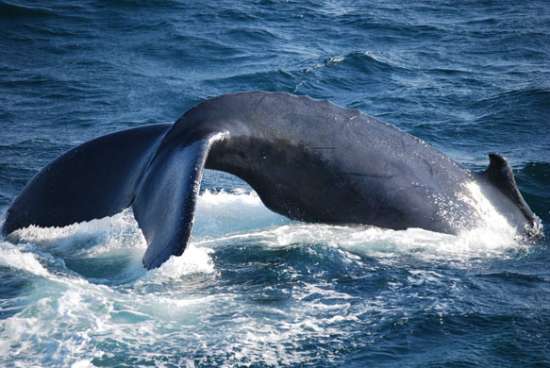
[1,0,550,367]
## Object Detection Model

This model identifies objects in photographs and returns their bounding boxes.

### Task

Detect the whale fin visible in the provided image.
[482,153,536,226]
[133,133,225,269]
[2,124,171,236]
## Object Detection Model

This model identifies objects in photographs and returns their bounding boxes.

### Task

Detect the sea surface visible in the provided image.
[1,1,550,367]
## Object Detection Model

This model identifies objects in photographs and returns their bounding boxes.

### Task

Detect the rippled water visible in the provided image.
[1,1,549,367]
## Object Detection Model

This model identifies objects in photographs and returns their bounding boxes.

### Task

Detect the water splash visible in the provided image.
[6,186,530,274]
[0,241,49,277]
[0,188,536,366]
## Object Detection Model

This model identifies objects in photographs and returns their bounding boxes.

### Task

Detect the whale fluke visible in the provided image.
[2,124,171,236]
[2,122,225,269]
[2,92,540,270]
[134,132,226,269]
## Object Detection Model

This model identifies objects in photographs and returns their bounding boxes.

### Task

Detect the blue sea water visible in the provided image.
[1,0,550,366]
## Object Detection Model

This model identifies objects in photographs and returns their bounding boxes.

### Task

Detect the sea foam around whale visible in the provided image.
[1,185,535,366]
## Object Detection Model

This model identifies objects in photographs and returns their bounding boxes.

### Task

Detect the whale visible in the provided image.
[1,92,541,269]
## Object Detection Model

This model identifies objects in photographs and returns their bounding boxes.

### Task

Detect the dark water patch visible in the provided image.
[225,27,282,44]
[217,8,259,22]
[475,271,548,287]
[324,51,408,74]
[204,68,299,93]
[98,0,182,10]
[0,1,55,18]
[420,87,550,161]
[426,67,476,77]
[0,164,35,199]
[459,16,500,27]
[136,34,244,67]
[287,51,416,103]
[516,162,550,224]
[210,239,386,302]
[0,75,51,88]
[63,254,141,285]
[21,23,87,38]
[0,269,30,299]
[472,87,550,114]
[364,312,550,367]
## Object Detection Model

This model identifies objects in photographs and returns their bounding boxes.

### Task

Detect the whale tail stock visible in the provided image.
[1,123,223,269]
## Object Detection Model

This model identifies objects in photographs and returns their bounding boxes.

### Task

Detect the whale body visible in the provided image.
[1,92,540,269]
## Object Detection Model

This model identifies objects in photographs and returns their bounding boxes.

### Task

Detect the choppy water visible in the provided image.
[1,1,550,367]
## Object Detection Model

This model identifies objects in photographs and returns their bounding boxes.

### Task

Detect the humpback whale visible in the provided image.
[1,92,541,269]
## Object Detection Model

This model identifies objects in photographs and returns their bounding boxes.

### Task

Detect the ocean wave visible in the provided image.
[442,87,550,157]
[341,12,445,37]
[225,27,281,43]
[470,87,550,133]
[516,162,550,224]
[475,271,549,286]
[473,87,550,111]
[217,8,259,22]
[323,51,407,73]
[205,49,409,95]
[204,68,298,92]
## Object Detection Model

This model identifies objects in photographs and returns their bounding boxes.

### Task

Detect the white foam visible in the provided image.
[0,184,539,367]
[9,209,145,256]
[192,189,288,238]
[5,186,528,274]
[0,258,219,366]
[458,181,518,236]
[189,186,528,265]
[71,360,94,368]
[0,241,49,277]
[194,222,523,266]
[148,243,215,281]
[6,204,218,282]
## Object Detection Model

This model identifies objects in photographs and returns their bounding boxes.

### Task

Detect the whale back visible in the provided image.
[182,92,473,232]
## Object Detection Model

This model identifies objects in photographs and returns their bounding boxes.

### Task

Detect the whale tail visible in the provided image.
[3,93,542,272]
[132,132,225,269]
[1,124,220,269]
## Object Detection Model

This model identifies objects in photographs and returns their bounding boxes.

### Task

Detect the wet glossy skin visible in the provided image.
[2,92,536,269]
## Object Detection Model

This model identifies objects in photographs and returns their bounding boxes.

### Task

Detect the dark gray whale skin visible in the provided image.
[2,92,540,269]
